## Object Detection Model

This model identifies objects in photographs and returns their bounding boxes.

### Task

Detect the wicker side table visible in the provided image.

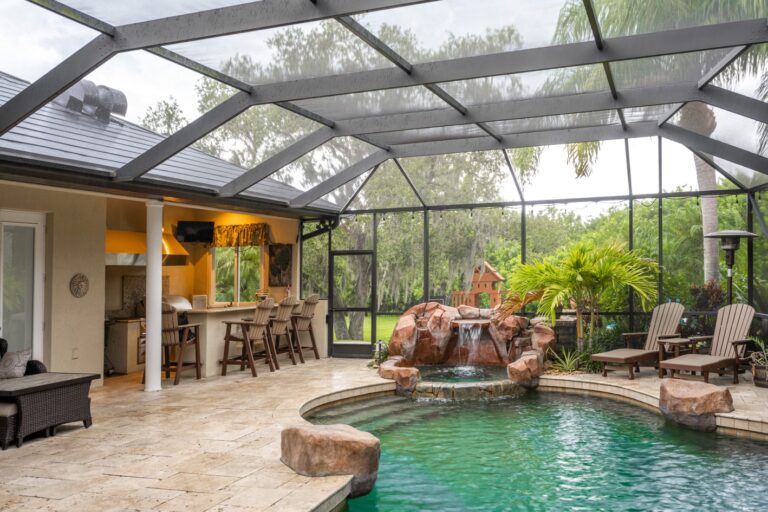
[0,373,99,448]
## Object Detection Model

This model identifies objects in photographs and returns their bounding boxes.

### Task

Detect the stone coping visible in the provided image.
[539,373,768,441]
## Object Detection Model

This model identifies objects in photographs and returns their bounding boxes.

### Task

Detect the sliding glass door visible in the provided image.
[0,211,45,357]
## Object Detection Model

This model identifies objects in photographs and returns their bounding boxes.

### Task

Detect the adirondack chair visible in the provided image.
[221,298,276,377]
[591,302,684,380]
[659,303,755,384]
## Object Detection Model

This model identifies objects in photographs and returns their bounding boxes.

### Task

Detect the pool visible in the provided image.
[309,392,768,511]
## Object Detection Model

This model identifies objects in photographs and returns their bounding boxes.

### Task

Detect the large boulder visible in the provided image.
[426,305,460,348]
[388,314,417,358]
[489,315,528,346]
[531,323,556,354]
[281,424,380,497]
[403,301,442,318]
[458,305,480,319]
[658,379,734,432]
[506,351,541,389]
[378,359,420,395]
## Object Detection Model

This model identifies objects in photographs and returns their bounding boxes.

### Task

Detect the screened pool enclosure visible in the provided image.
[2,1,768,356]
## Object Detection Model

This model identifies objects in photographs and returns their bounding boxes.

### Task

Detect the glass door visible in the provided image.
[329,251,374,358]
[0,211,45,357]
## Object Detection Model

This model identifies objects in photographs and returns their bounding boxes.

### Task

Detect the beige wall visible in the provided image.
[0,183,106,379]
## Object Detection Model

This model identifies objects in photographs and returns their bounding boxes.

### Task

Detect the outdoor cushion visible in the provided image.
[0,402,17,417]
[0,349,32,379]
[591,348,658,364]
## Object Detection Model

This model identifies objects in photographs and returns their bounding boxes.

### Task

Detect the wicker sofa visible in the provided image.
[0,338,48,449]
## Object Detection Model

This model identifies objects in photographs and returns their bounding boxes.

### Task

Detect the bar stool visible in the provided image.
[291,294,320,360]
[272,296,300,366]
[221,298,276,376]
[143,303,201,385]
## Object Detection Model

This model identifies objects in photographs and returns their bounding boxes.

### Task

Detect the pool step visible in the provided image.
[309,395,406,424]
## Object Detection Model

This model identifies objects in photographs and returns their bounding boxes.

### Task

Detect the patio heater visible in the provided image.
[704,230,758,304]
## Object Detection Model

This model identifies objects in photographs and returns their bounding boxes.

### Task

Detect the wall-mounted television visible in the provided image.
[175,221,214,243]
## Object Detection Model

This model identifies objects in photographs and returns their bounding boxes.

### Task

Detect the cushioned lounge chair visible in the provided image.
[591,302,685,380]
[659,303,754,384]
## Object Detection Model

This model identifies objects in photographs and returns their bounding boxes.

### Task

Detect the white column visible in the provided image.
[144,201,164,391]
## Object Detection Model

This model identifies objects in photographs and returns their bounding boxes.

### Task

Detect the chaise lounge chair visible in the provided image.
[591,302,685,380]
[659,303,754,384]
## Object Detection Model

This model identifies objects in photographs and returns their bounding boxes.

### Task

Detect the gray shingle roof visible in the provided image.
[0,71,338,212]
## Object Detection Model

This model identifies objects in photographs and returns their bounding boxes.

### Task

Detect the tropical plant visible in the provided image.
[507,242,658,348]
[750,337,768,367]
[549,348,586,373]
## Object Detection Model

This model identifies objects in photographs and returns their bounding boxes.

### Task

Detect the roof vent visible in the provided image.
[54,80,127,124]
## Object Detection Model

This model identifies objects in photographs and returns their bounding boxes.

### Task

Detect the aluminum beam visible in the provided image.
[2,0,436,134]
[5,18,768,137]
[115,92,255,181]
[218,127,336,196]
[689,149,748,190]
[698,45,749,89]
[659,124,768,174]
[125,81,768,187]
[290,151,390,207]
[292,121,768,207]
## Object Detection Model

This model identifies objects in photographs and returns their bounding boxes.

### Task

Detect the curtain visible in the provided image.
[212,223,272,247]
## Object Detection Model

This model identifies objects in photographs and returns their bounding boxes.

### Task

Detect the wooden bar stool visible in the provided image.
[143,303,201,385]
[221,298,275,376]
[291,294,320,360]
[272,296,300,365]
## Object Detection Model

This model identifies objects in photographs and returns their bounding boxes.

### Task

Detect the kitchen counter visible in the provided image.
[188,307,257,377]
[187,305,259,314]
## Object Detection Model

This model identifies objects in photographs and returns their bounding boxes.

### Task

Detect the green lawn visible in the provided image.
[334,314,400,344]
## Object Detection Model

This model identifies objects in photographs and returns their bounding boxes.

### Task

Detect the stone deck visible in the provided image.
[1,359,768,512]
[0,359,392,512]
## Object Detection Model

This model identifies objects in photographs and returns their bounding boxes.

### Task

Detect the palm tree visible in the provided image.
[554,0,768,284]
[507,242,658,349]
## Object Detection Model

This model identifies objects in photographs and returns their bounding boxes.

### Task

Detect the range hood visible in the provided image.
[105,230,189,266]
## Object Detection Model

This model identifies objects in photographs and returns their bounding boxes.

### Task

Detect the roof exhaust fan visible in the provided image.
[54,79,127,124]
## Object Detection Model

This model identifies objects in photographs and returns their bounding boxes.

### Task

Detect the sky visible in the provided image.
[0,0,765,219]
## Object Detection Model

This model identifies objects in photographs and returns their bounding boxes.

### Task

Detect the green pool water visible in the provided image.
[309,393,768,512]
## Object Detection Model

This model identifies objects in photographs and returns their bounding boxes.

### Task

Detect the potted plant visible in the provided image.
[750,337,768,388]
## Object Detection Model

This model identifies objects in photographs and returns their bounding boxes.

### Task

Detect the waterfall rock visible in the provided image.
[658,379,734,432]
[490,315,528,346]
[403,301,442,318]
[388,315,417,358]
[458,305,481,319]
[388,302,510,366]
[281,424,380,497]
[506,351,542,389]
[378,360,420,395]
[532,323,556,355]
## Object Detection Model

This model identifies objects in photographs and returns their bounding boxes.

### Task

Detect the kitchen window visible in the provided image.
[213,245,261,303]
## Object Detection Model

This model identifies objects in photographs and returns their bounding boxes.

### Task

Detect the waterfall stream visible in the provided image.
[457,323,483,366]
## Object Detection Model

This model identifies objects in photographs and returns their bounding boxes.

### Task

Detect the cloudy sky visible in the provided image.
[0,0,764,218]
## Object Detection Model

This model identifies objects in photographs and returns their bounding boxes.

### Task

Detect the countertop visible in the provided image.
[188,305,257,314]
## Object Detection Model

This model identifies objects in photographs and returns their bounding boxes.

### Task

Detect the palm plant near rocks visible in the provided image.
[508,242,658,349]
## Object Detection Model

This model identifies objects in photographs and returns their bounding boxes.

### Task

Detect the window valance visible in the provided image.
[212,223,272,247]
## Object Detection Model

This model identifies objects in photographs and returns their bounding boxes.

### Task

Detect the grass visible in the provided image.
[334,314,400,344]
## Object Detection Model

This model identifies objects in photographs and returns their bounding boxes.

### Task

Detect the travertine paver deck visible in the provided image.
[0,358,392,512]
[2,359,768,512]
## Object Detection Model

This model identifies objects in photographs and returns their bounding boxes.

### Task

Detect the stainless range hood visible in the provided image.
[105,230,189,266]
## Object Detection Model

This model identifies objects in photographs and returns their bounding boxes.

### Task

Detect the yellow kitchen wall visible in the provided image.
[106,199,300,306]
[0,182,106,380]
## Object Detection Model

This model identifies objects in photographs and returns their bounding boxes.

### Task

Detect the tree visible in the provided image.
[554,0,768,284]
[140,97,187,136]
[507,242,658,348]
